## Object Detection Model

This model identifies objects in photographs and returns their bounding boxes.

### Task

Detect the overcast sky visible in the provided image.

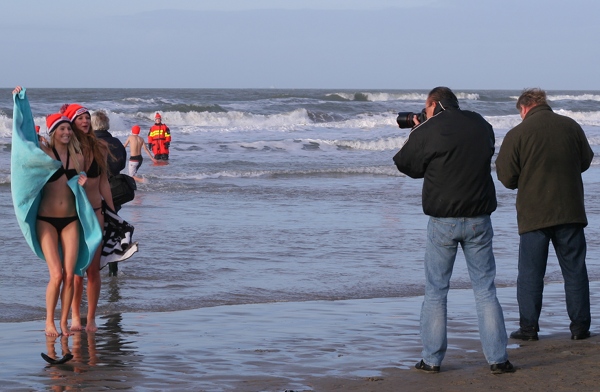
[3,0,599,90]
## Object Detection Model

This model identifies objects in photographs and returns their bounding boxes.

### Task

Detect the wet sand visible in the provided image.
[1,282,599,391]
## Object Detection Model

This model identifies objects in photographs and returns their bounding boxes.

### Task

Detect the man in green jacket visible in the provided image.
[496,88,594,341]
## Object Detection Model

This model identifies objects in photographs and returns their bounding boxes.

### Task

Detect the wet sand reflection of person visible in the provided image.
[41,314,142,391]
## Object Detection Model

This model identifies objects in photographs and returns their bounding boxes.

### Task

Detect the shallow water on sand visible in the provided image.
[0,282,597,391]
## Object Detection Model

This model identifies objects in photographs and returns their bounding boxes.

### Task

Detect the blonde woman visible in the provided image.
[11,87,101,337]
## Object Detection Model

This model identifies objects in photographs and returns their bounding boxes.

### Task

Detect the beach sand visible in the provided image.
[1,282,600,391]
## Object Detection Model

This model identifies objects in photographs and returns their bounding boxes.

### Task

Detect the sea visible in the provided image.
[2,88,600,324]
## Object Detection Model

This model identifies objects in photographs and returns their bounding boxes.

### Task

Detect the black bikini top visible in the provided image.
[86,158,101,178]
[47,147,78,182]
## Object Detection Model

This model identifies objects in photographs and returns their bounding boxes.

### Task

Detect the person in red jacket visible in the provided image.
[148,112,171,160]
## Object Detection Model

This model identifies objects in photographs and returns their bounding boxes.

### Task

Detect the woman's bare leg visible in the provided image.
[85,246,102,332]
[71,275,84,331]
[85,209,104,332]
[37,221,63,337]
[59,220,79,336]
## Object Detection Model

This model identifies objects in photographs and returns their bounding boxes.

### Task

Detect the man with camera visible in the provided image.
[496,88,593,342]
[393,87,513,374]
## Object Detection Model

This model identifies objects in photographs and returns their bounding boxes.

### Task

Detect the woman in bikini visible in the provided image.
[12,85,89,337]
[38,112,87,337]
[62,103,115,333]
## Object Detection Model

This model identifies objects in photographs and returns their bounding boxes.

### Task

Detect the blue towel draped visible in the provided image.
[10,88,102,276]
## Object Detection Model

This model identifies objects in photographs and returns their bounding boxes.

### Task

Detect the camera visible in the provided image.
[396,109,427,129]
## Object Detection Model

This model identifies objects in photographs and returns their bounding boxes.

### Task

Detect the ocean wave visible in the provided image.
[484,114,523,130]
[548,94,600,102]
[555,109,600,126]
[154,166,400,181]
[485,111,600,130]
[326,137,406,151]
[159,108,313,131]
[326,92,428,102]
[205,135,407,153]
[325,92,480,102]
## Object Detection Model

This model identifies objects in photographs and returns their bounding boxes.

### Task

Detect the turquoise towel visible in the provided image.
[10,88,102,276]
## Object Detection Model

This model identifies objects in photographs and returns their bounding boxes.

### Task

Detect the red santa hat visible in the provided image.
[46,113,70,135]
[155,112,162,119]
[132,125,141,135]
[60,103,90,122]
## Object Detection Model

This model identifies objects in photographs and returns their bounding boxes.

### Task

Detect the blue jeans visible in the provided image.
[420,215,508,367]
[517,224,590,335]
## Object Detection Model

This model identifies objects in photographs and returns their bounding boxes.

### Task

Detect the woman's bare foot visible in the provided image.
[70,316,84,331]
[60,322,73,336]
[45,322,60,337]
[85,319,98,333]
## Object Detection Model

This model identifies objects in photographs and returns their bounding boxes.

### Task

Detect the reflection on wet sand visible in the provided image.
[41,313,141,391]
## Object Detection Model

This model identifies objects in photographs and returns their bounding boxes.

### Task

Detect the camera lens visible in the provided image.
[396,112,416,129]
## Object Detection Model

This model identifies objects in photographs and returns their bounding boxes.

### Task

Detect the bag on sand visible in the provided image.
[109,174,137,206]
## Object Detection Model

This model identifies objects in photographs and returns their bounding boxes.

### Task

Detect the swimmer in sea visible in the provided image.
[124,125,157,182]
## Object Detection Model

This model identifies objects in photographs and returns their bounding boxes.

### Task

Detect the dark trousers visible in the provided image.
[517,224,591,335]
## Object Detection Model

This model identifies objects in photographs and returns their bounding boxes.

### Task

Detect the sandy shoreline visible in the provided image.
[1,282,599,391]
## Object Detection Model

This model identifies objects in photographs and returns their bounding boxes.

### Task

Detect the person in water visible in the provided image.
[148,112,171,160]
[124,125,157,182]
[62,103,115,333]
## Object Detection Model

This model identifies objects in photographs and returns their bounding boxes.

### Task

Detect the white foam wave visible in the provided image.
[548,94,600,102]
[0,114,52,138]
[327,92,428,102]
[327,91,480,102]
[168,166,399,180]
[327,137,407,151]
[555,109,600,126]
[456,93,480,100]
[123,97,160,104]
[156,108,312,131]
[484,114,523,131]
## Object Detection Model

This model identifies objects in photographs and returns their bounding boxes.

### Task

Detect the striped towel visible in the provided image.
[100,205,139,269]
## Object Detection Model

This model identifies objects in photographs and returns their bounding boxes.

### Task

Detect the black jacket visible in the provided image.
[393,104,497,217]
[94,129,127,177]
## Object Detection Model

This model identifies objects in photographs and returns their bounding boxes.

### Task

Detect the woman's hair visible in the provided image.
[48,124,83,173]
[70,113,109,175]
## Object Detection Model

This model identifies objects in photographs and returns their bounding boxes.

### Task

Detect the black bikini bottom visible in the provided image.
[37,215,78,236]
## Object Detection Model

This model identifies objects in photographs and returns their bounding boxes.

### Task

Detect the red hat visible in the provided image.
[46,113,70,135]
[155,112,162,119]
[61,103,89,122]
[132,125,141,135]
[35,125,41,133]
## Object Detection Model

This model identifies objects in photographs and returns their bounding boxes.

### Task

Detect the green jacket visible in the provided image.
[496,104,593,234]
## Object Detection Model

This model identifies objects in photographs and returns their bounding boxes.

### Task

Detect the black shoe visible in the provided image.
[571,331,591,340]
[490,360,516,374]
[415,359,440,373]
[510,328,539,341]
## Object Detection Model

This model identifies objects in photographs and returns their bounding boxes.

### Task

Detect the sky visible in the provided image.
[3,0,600,90]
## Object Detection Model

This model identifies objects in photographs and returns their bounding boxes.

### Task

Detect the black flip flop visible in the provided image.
[41,352,73,365]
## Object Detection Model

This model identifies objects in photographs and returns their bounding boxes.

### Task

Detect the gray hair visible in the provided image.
[516,88,547,110]
[91,110,110,131]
